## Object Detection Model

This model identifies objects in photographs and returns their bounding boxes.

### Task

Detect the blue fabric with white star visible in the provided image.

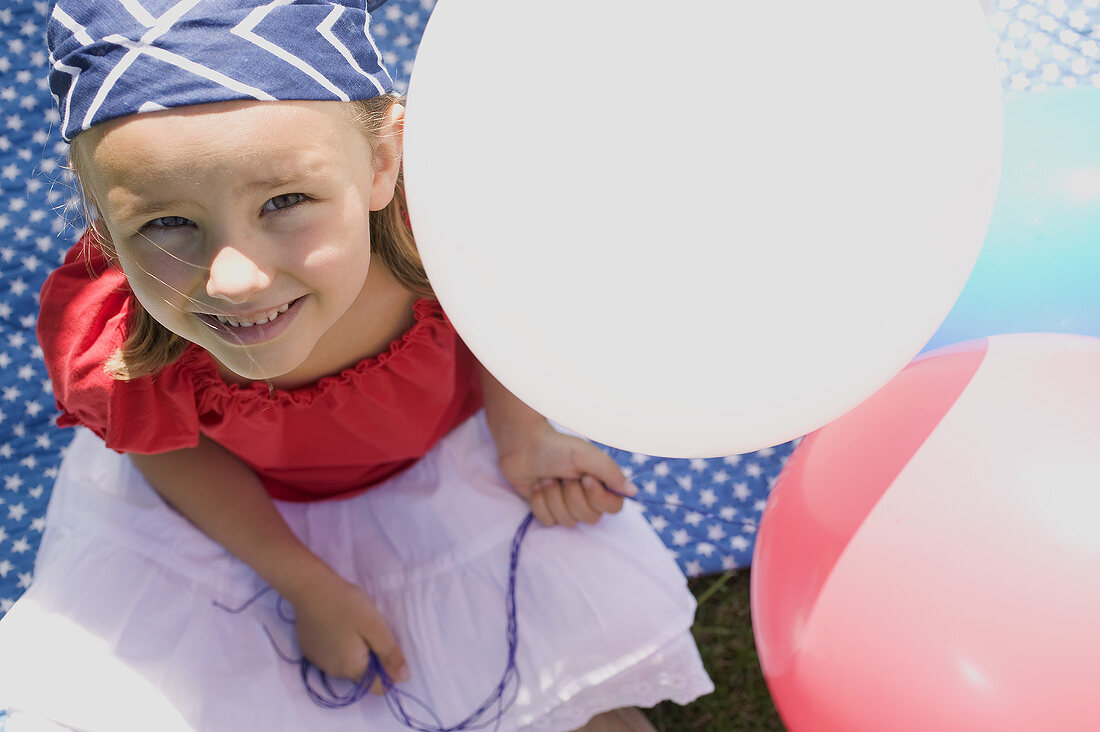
[48,0,394,142]
[2,0,1100,617]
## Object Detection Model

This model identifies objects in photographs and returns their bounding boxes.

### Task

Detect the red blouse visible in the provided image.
[38,240,484,502]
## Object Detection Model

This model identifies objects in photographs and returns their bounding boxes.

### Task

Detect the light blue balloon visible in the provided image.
[922,88,1100,353]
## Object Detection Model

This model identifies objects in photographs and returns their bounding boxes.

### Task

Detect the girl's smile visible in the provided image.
[195,295,305,346]
[77,99,409,387]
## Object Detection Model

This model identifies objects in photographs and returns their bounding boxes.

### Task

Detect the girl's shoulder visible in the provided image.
[38,239,129,369]
[38,237,202,455]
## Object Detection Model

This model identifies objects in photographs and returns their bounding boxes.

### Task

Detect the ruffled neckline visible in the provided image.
[179,297,447,407]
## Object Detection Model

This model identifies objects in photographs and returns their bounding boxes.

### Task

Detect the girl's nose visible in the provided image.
[205,246,273,304]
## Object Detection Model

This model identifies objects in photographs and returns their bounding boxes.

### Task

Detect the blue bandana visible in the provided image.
[47,0,394,142]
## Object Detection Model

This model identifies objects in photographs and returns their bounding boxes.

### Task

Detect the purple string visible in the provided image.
[301,514,533,731]
[213,475,752,729]
[212,585,271,614]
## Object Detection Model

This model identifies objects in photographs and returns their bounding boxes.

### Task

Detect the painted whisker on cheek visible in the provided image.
[119,249,224,318]
[118,247,270,378]
[135,229,212,273]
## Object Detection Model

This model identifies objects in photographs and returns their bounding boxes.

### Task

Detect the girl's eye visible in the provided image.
[262,193,306,213]
[144,216,192,231]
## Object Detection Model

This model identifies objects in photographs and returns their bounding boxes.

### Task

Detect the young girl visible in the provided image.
[0,2,713,730]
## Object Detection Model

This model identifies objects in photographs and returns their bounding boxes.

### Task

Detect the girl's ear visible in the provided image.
[368,103,405,212]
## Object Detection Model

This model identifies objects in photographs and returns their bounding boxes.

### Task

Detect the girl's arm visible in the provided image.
[478,360,552,456]
[129,435,409,688]
[475,361,636,526]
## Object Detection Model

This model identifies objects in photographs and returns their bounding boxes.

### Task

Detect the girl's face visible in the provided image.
[80,100,403,383]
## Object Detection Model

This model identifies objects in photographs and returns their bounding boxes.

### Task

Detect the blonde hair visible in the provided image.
[69,93,429,381]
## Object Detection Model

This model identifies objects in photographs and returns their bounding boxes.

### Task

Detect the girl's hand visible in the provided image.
[496,421,638,527]
[286,570,408,694]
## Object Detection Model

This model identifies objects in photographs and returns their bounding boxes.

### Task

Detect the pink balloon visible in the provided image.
[752,333,1100,732]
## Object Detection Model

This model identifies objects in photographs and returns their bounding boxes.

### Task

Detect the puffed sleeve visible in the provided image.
[37,239,202,454]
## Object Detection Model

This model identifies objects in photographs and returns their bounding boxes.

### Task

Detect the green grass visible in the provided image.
[645,570,786,732]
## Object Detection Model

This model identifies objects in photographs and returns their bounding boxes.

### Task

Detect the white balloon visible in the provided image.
[404,0,1003,457]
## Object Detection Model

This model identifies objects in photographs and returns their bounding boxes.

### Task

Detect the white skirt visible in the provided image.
[0,412,713,732]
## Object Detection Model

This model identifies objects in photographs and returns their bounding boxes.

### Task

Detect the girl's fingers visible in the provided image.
[540,479,577,527]
[326,642,371,685]
[581,474,625,515]
[528,481,556,527]
[357,603,408,694]
[571,443,633,496]
[563,478,602,524]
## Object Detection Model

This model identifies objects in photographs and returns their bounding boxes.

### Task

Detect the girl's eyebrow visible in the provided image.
[242,168,334,193]
[243,174,306,193]
[114,198,189,223]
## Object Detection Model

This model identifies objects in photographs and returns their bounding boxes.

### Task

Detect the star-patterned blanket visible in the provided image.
[1,0,1098,618]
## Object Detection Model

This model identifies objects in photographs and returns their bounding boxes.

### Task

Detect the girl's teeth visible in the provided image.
[214,302,293,328]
